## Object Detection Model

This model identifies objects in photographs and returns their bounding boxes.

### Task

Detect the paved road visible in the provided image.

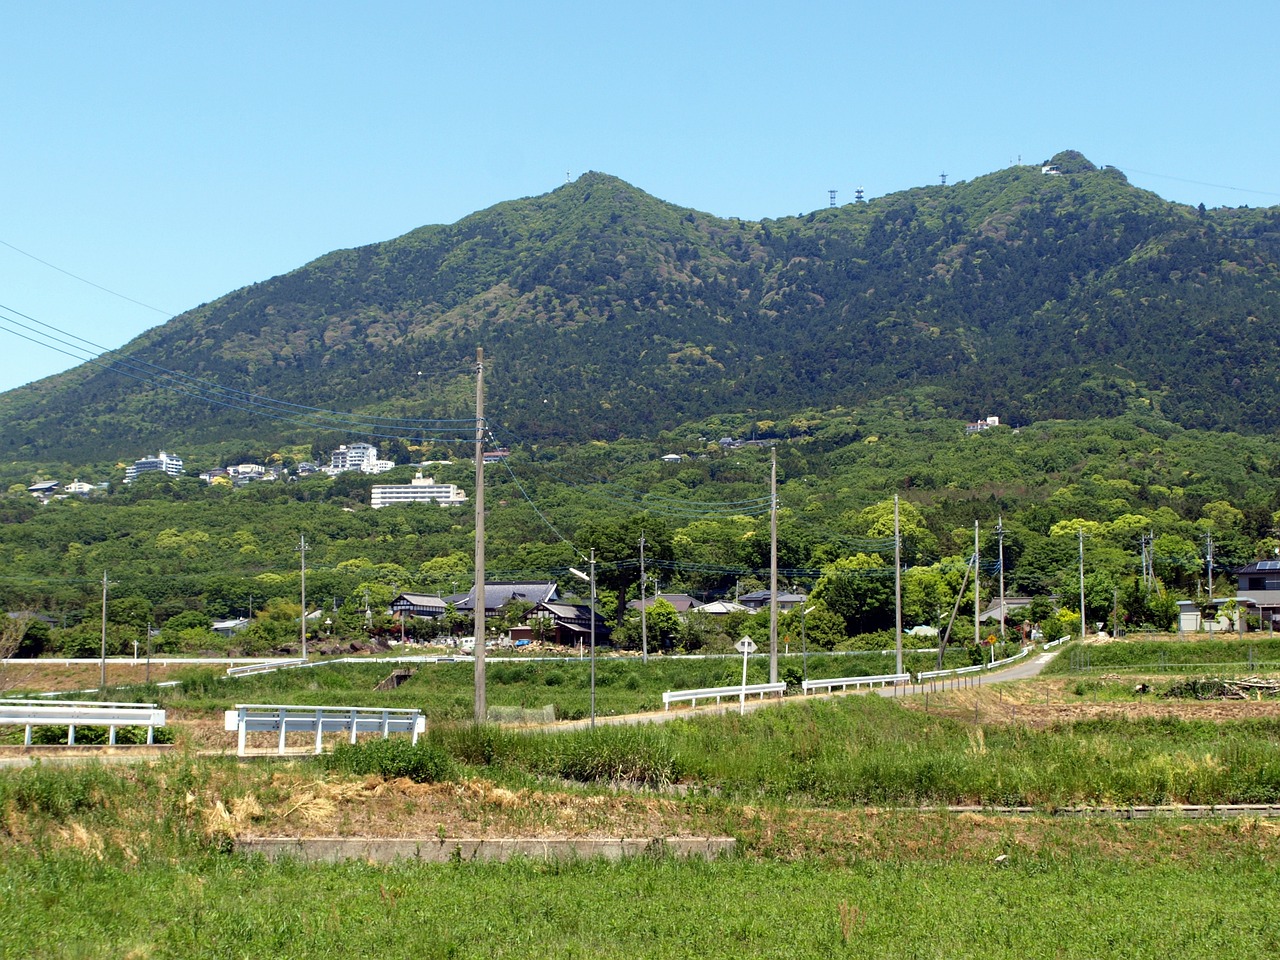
[553,647,1062,731]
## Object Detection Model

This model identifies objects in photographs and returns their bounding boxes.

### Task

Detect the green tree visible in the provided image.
[811,554,894,635]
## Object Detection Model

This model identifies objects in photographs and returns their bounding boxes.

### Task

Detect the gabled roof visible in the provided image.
[739,590,808,607]
[695,600,749,615]
[1234,560,1280,575]
[453,581,558,611]
[627,593,700,613]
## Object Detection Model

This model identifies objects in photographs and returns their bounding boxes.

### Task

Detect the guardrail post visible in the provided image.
[237,708,247,757]
[350,708,359,745]
[277,708,287,755]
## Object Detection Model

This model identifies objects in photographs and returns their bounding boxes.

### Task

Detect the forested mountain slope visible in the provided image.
[4,150,1279,461]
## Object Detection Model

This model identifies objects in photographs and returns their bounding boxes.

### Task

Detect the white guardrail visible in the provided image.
[917,664,983,682]
[802,673,910,695]
[0,699,166,745]
[662,682,786,711]
[985,646,1032,670]
[226,659,309,677]
[1043,635,1072,650]
[224,704,425,756]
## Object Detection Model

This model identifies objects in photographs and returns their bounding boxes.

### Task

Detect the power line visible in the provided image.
[0,238,175,316]
[0,301,480,441]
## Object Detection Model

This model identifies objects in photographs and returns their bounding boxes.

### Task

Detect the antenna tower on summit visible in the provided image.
[855,186,865,203]
[828,189,837,208]
[940,171,948,186]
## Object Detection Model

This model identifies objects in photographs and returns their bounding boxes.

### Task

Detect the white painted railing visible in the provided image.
[223,704,425,756]
[802,673,910,694]
[662,682,786,711]
[0,699,165,745]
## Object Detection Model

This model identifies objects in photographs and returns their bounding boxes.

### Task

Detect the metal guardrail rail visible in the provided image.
[224,703,425,756]
[802,673,910,694]
[0,699,165,745]
[662,682,786,711]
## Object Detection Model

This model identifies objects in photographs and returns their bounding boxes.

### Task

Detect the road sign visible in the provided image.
[735,636,757,654]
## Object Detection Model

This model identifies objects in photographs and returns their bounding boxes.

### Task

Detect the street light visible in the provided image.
[569,548,597,730]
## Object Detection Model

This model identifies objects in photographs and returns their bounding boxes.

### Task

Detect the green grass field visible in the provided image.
[4,641,1280,957]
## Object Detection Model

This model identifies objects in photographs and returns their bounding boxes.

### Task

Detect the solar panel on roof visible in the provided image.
[1260,561,1280,571]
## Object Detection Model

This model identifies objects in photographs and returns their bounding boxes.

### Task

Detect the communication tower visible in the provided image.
[828,189,837,208]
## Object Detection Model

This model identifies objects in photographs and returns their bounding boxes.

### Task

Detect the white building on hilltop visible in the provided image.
[370,472,468,508]
[125,451,184,483]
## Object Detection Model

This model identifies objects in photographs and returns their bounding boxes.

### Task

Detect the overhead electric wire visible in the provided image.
[0,238,175,316]
[488,423,776,518]
[0,301,480,441]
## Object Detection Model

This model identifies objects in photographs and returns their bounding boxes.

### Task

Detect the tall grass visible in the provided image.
[1044,637,1280,675]
[118,650,976,722]
[403,696,1280,806]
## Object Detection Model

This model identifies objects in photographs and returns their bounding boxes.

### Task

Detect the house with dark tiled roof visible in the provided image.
[451,581,558,617]
[738,590,808,613]
[389,593,449,619]
[515,600,610,646]
[1231,560,1280,629]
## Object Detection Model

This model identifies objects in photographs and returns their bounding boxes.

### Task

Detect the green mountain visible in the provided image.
[4,150,1280,461]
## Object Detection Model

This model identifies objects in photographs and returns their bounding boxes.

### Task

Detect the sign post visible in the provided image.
[735,635,757,716]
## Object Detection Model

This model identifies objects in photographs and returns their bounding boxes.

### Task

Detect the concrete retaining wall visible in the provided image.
[236,836,736,863]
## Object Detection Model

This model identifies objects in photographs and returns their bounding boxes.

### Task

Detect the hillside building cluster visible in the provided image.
[124,450,184,483]
[370,472,467,508]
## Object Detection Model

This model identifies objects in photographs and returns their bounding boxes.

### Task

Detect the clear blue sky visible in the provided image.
[2,0,1277,393]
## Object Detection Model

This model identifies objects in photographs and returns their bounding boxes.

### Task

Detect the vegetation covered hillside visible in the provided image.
[4,407,1278,660]
[2,151,1280,463]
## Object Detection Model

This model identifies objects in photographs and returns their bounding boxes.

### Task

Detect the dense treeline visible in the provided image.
[3,408,1277,659]
[2,151,1280,462]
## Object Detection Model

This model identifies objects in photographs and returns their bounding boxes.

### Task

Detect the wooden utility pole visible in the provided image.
[768,448,779,684]
[973,521,981,654]
[639,534,648,664]
[894,495,903,676]
[298,535,308,658]
[473,347,486,724]
[99,570,108,691]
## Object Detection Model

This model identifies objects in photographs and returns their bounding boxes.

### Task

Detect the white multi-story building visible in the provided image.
[370,472,468,508]
[327,442,396,475]
[124,451,184,483]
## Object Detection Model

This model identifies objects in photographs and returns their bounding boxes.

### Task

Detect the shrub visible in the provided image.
[323,737,454,783]
[30,725,175,746]
[555,728,679,788]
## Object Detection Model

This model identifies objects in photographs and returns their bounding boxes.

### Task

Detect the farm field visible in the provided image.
[4,640,1280,957]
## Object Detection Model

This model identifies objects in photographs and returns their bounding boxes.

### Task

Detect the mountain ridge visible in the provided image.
[4,152,1279,461]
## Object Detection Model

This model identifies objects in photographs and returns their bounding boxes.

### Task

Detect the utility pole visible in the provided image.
[298,535,308,658]
[639,534,649,664]
[973,521,981,655]
[997,515,1007,640]
[100,570,108,691]
[894,495,903,676]
[473,347,486,724]
[768,448,779,684]
[589,548,597,728]
[1078,528,1087,639]
[1205,531,1215,602]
